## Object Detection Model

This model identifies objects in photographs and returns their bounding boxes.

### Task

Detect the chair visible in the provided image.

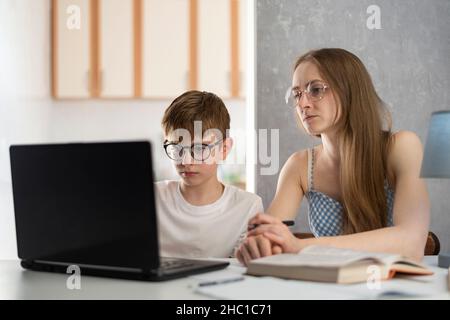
[293,231,440,256]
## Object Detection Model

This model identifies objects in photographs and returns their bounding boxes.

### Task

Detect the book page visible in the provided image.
[251,245,401,268]
[300,245,402,266]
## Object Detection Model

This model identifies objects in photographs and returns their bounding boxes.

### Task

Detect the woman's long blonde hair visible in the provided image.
[294,48,392,234]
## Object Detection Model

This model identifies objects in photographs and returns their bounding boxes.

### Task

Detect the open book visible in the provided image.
[246,245,434,284]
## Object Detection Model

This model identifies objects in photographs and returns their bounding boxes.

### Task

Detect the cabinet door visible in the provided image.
[142,0,189,98]
[54,0,90,98]
[99,0,134,97]
[239,0,246,98]
[198,0,231,98]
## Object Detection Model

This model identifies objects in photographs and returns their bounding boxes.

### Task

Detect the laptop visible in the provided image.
[9,141,229,281]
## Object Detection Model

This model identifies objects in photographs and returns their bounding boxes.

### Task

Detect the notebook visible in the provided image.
[246,245,433,284]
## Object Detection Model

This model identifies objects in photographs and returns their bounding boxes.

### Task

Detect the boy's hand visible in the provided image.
[247,214,301,254]
[236,213,291,266]
[235,235,282,266]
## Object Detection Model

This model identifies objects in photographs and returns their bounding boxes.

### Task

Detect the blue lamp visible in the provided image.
[421,110,450,268]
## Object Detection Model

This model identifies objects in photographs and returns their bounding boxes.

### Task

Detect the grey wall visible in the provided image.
[255,0,450,253]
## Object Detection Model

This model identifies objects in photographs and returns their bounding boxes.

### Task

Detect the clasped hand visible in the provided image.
[235,213,301,266]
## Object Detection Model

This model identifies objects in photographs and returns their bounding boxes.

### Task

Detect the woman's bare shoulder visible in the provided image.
[281,148,313,192]
[390,130,421,143]
[388,130,424,175]
[388,130,423,154]
[284,148,310,170]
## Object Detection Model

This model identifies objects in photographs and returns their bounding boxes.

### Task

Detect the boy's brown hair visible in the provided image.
[161,90,230,139]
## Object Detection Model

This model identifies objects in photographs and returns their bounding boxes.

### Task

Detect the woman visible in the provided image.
[237,48,430,265]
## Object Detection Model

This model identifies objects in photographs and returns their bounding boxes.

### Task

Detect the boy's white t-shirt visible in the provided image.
[155,180,264,258]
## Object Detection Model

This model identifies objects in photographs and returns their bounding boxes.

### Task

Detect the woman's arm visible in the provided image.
[235,151,305,265]
[249,131,430,262]
[265,150,306,219]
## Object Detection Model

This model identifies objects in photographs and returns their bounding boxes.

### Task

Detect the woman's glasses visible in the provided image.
[163,140,223,162]
[285,81,329,107]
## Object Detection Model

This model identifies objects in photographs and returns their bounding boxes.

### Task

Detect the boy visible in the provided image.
[156,90,263,258]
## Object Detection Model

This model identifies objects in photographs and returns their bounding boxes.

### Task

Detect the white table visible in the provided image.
[0,257,448,300]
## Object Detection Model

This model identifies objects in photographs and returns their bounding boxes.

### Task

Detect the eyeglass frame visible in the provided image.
[285,81,329,107]
[163,139,224,162]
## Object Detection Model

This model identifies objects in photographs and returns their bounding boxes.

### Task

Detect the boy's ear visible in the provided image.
[222,137,234,159]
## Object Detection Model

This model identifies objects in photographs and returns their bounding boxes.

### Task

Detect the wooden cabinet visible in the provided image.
[142,0,189,98]
[238,0,246,97]
[198,0,230,97]
[53,0,91,98]
[99,0,134,98]
[52,0,245,99]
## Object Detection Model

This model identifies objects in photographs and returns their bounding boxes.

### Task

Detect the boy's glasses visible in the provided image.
[163,140,223,162]
[285,81,329,107]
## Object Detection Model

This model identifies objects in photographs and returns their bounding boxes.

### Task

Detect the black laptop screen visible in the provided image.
[9,141,159,270]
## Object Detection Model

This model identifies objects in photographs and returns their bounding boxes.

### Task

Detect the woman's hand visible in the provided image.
[247,213,302,254]
[235,234,282,266]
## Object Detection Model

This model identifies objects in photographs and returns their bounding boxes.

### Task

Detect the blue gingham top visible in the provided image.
[305,148,395,237]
